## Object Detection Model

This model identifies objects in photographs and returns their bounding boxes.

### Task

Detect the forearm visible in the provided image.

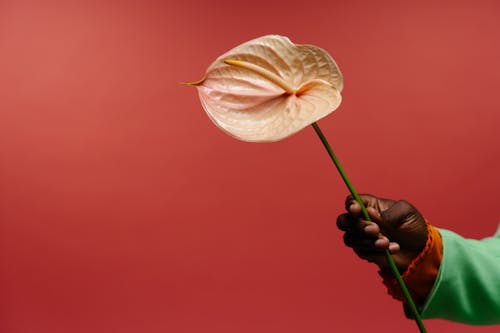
[421,227,500,325]
[382,225,500,325]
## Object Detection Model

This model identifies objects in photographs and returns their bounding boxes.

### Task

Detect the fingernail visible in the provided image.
[364,225,376,233]
[388,243,400,252]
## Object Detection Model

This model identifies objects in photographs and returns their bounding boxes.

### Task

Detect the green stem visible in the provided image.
[311,122,427,333]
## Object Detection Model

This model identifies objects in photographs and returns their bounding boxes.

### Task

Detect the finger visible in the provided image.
[362,221,381,237]
[347,200,362,217]
[357,194,382,209]
[336,213,356,232]
[338,214,380,238]
[344,232,386,250]
[344,195,354,211]
[372,236,401,253]
[345,194,373,211]
[345,200,369,219]
[371,234,401,252]
[355,234,400,252]
[346,194,397,221]
[388,242,400,253]
[345,194,386,212]
[374,236,390,249]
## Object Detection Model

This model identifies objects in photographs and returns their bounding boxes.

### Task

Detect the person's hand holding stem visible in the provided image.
[311,122,427,332]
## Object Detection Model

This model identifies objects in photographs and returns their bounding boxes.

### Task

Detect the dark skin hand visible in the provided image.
[337,194,428,273]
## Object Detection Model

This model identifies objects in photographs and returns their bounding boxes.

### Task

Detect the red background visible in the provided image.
[1,0,499,332]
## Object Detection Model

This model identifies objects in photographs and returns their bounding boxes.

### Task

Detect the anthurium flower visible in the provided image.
[187,35,343,142]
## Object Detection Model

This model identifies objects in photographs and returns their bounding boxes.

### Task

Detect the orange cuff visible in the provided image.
[379,222,443,304]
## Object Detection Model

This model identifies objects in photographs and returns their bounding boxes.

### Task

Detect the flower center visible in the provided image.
[224,59,296,95]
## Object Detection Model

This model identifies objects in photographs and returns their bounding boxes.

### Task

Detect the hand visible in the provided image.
[336,194,428,272]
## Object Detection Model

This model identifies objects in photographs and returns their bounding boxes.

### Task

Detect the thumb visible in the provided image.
[379,200,417,229]
[345,193,393,213]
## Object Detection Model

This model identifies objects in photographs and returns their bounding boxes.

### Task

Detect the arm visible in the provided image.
[419,227,500,325]
[337,194,500,325]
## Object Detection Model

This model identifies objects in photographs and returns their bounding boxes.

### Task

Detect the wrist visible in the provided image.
[379,222,443,304]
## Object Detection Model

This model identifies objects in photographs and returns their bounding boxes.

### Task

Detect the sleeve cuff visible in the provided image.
[379,222,443,305]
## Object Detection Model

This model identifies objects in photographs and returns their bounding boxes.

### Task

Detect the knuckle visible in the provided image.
[398,199,412,209]
[344,196,354,210]
[343,232,355,247]
[343,232,350,245]
[336,214,344,228]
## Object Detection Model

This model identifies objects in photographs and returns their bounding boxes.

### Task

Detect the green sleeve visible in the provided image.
[420,226,500,325]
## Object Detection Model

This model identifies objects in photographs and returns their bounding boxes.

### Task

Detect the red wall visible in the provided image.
[1,1,499,332]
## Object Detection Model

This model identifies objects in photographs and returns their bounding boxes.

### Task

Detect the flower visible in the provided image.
[187,35,343,142]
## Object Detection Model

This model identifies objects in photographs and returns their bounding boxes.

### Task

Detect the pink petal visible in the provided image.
[189,35,343,142]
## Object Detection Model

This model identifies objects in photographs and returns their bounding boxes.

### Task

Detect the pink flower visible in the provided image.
[187,35,343,142]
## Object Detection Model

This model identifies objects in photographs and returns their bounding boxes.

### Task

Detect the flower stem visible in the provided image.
[311,122,427,333]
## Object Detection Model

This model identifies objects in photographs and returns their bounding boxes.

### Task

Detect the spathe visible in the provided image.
[187,35,343,142]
